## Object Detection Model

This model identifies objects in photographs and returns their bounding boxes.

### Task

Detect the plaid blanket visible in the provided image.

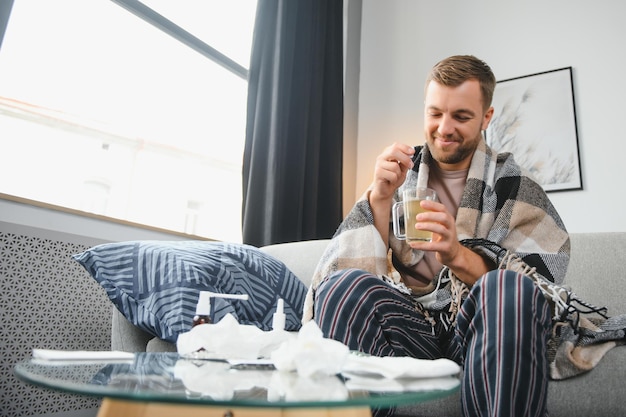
[304,138,625,380]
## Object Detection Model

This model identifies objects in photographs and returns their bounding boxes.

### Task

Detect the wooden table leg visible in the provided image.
[98,398,372,417]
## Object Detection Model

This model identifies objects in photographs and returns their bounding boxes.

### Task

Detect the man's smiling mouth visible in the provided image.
[435,136,461,146]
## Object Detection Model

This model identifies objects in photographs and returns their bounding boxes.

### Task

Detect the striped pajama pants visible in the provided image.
[314,268,552,417]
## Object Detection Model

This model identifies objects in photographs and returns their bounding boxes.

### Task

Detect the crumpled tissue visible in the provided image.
[270,320,350,377]
[176,313,294,360]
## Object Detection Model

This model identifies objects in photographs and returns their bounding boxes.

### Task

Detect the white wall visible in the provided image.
[353,0,626,233]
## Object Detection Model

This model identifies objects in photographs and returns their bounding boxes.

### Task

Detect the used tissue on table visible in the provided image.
[177,313,293,359]
[270,320,350,377]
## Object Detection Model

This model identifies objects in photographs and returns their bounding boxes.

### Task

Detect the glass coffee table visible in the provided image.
[15,352,459,417]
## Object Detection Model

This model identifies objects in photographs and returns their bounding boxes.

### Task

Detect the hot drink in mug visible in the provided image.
[392,188,438,242]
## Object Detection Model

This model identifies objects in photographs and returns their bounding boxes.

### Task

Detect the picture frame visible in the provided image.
[485,67,582,192]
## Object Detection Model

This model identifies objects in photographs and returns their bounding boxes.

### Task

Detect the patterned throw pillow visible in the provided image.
[73,240,307,343]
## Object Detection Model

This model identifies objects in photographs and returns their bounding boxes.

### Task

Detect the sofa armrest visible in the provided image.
[111,308,152,352]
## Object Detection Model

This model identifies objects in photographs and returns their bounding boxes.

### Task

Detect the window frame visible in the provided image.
[0,0,256,241]
[111,0,249,81]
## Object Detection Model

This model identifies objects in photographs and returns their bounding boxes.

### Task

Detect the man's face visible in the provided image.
[424,79,494,171]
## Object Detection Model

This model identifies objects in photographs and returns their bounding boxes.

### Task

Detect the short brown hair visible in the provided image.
[426,55,496,110]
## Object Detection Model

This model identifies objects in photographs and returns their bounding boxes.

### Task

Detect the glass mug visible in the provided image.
[392,188,438,242]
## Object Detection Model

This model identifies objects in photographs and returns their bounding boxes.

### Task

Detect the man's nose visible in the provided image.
[438,115,455,136]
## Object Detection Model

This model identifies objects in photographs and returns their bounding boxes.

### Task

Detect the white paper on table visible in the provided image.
[32,349,134,362]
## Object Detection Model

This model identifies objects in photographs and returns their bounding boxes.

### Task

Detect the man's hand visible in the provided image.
[368,143,415,246]
[408,199,492,285]
[370,143,415,202]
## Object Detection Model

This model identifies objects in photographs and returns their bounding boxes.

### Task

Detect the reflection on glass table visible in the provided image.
[15,352,460,417]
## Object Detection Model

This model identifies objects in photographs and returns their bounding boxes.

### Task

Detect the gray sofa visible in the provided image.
[112,233,626,417]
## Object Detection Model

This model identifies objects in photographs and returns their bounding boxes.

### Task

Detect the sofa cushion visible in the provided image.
[566,232,626,315]
[74,240,307,344]
[260,239,331,287]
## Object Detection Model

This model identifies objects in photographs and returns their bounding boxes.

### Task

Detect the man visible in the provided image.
[303,55,570,416]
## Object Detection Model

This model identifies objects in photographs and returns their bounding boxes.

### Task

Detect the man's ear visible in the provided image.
[482,106,495,130]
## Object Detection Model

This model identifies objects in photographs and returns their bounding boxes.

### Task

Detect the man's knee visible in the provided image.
[317,268,380,298]
[475,269,541,300]
[460,269,550,328]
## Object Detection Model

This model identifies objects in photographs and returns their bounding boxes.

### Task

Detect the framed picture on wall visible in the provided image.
[485,67,583,192]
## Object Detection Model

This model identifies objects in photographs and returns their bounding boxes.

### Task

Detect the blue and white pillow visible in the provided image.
[73,241,307,343]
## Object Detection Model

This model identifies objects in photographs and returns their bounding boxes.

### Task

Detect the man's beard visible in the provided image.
[429,132,482,165]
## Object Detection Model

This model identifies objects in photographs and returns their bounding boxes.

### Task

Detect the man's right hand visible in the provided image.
[370,143,415,202]
[368,143,415,245]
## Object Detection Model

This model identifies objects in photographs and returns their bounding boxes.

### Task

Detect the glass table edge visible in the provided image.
[14,358,460,409]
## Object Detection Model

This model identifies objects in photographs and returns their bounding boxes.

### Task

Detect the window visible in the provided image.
[0,0,257,242]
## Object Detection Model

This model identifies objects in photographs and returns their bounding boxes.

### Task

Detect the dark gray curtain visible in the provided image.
[242,0,344,247]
